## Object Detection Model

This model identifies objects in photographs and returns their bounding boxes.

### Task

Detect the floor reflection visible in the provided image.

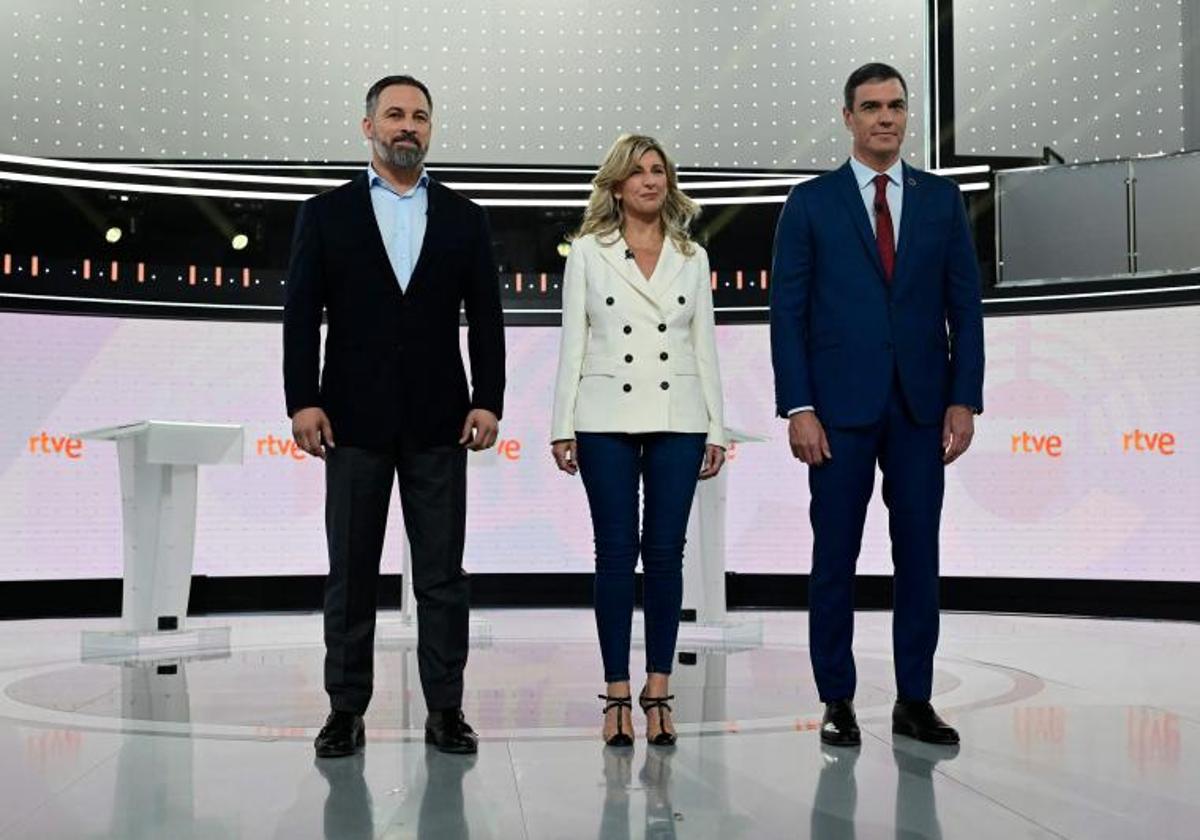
[809,740,960,840]
[892,741,958,840]
[415,749,477,839]
[599,746,679,840]
[811,744,860,839]
[315,752,373,840]
[105,656,235,838]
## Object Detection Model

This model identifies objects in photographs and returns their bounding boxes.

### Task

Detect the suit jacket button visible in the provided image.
[678,296,686,304]
[624,354,633,363]
[606,296,615,306]
[623,383,632,393]
[660,381,670,390]
[623,325,632,335]
[660,352,669,361]
[657,324,667,332]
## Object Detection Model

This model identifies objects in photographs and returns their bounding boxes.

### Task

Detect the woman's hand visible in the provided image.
[551,439,578,475]
[698,444,726,480]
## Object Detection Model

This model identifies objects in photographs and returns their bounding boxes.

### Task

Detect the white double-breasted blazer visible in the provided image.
[550,232,726,447]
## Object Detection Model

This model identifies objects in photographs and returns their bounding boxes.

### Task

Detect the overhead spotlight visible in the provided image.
[105,226,123,244]
[231,233,250,251]
[556,241,571,258]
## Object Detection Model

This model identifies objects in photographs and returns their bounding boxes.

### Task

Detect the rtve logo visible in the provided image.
[1122,429,1175,455]
[27,432,84,459]
[1010,431,1062,458]
[255,433,526,461]
[256,434,307,460]
[1008,430,1179,457]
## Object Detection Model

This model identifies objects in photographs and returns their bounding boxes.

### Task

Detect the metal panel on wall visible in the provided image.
[1133,152,1200,275]
[996,163,1130,284]
[953,0,1186,163]
[0,0,928,168]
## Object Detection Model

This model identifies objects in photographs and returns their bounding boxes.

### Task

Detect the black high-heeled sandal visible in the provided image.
[598,694,634,747]
[638,690,677,747]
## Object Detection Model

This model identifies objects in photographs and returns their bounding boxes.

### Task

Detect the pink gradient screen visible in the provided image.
[0,306,1195,581]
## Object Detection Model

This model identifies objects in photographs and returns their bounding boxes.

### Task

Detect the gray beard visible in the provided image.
[374,137,426,169]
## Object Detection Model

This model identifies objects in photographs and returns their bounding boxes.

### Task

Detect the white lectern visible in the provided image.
[77,421,243,656]
[677,427,766,645]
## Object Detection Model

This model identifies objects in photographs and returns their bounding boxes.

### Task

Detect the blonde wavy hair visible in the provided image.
[574,134,700,257]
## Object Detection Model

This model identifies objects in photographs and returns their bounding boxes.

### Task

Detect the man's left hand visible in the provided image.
[460,408,499,451]
[942,405,975,465]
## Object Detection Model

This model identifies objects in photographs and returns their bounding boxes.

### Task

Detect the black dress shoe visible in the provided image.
[314,710,365,758]
[425,708,479,754]
[820,699,861,746]
[892,700,960,745]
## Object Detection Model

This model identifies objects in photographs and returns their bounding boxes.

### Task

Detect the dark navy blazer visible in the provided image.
[769,161,984,427]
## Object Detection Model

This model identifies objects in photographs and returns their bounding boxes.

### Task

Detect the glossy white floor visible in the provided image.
[0,609,1196,839]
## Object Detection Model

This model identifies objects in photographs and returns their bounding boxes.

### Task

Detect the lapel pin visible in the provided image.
[907,177,916,187]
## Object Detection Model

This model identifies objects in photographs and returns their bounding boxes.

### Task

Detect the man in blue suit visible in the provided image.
[770,63,984,747]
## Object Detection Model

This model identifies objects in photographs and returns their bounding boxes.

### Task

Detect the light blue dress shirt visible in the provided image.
[848,155,904,243]
[367,164,429,292]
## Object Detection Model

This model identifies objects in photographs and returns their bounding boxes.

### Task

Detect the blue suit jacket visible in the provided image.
[769,160,984,427]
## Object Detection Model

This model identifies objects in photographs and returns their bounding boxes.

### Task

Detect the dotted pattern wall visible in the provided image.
[3,0,928,168]
[953,0,1186,162]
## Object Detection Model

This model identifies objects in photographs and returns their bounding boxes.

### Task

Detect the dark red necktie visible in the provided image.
[873,174,895,283]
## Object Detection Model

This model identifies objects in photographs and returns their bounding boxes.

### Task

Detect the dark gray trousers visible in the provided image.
[323,443,469,714]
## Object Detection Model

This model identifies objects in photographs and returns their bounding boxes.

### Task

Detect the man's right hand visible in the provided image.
[292,407,335,460]
[788,411,832,466]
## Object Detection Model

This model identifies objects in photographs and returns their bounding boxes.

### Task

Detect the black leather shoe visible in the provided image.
[820,699,862,746]
[314,710,365,758]
[425,708,479,754]
[892,700,960,745]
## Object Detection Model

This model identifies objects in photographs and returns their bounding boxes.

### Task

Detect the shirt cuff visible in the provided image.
[786,406,815,416]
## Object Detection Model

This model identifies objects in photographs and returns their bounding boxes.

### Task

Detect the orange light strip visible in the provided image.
[83,259,91,280]
[188,265,197,286]
[214,267,223,288]
[31,256,40,277]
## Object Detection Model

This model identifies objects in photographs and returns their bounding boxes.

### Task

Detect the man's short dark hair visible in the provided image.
[365,75,433,116]
[843,63,908,111]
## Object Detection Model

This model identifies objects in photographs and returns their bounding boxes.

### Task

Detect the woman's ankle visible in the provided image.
[643,672,670,696]
[606,680,631,698]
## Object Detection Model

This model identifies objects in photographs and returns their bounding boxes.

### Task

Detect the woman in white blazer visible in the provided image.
[550,134,726,747]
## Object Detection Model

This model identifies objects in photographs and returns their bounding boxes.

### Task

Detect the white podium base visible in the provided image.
[376,616,493,644]
[629,616,763,648]
[81,626,231,661]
